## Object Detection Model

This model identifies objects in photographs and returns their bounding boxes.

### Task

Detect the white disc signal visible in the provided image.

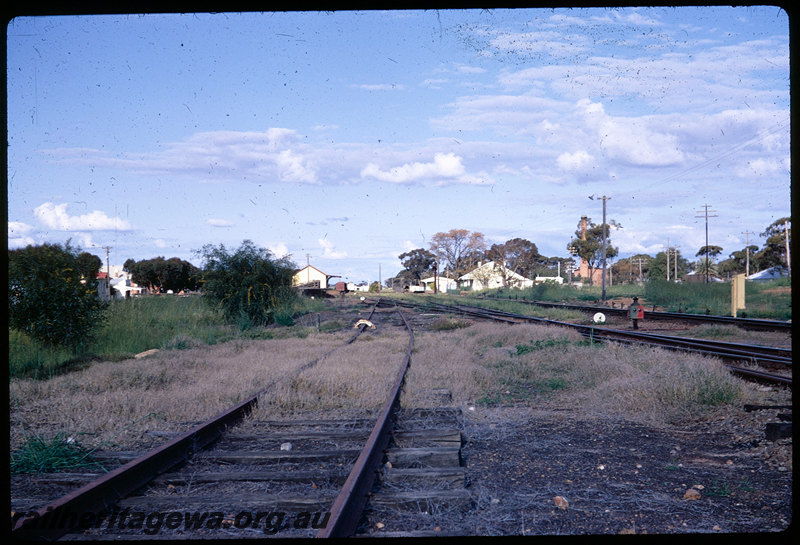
[593,312,606,323]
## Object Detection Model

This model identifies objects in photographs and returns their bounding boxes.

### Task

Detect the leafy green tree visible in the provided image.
[695,245,724,261]
[197,240,297,328]
[756,217,791,270]
[614,254,652,284]
[567,217,620,284]
[647,250,690,282]
[694,256,719,280]
[486,238,540,279]
[718,245,759,278]
[398,248,436,284]
[124,257,201,293]
[77,252,103,281]
[8,242,107,350]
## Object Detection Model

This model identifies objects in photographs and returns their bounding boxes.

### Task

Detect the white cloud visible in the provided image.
[557,150,594,172]
[33,202,133,231]
[268,242,290,258]
[207,218,234,227]
[44,129,321,185]
[275,149,318,183]
[318,238,347,259]
[8,221,35,248]
[355,83,405,91]
[361,152,490,185]
[575,99,684,167]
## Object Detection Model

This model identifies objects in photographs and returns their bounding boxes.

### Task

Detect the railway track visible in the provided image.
[479,295,792,332]
[12,302,468,540]
[380,297,792,388]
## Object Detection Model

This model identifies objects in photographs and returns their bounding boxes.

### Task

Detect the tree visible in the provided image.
[567,217,619,284]
[77,252,103,281]
[485,238,540,279]
[695,245,723,261]
[718,245,760,279]
[614,254,651,284]
[398,248,436,284]
[197,240,297,328]
[756,217,791,270]
[8,241,107,350]
[125,257,201,293]
[647,250,690,282]
[695,256,719,280]
[429,229,486,278]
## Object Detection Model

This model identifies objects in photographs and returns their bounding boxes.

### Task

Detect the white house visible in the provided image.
[293,265,339,290]
[421,276,459,293]
[459,261,534,291]
[535,275,564,284]
[748,266,789,282]
[97,267,145,300]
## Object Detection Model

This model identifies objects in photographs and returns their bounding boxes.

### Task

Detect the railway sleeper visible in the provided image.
[365,406,472,524]
[765,422,792,441]
[89,449,361,465]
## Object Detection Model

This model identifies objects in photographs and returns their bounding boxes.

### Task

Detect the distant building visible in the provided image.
[535,275,564,284]
[292,265,340,290]
[421,276,459,293]
[459,261,534,291]
[97,267,145,301]
[748,266,789,282]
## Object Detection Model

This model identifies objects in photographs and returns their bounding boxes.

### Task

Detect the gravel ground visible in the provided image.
[358,400,792,538]
[458,405,791,536]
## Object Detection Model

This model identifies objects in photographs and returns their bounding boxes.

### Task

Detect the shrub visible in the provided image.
[8,242,107,351]
[197,240,298,329]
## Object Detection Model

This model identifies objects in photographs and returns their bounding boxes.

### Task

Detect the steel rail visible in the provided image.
[478,295,792,332]
[396,297,790,365]
[12,302,382,541]
[380,297,792,386]
[316,303,414,538]
[577,328,791,365]
[724,365,793,387]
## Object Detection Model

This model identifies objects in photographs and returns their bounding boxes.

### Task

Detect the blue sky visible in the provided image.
[6,7,790,284]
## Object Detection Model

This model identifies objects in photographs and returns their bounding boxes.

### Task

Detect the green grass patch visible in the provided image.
[430,317,473,331]
[10,433,106,474]
[450,277,789,321]
[512,337,586,355]
[9,294,336,380]
[644,278,791,319]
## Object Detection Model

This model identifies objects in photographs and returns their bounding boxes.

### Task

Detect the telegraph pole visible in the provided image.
[741,230,755,279]
[102,245,112,300]
[632,257,647,283]
[588,195,611,300]
[784,220,791,275]
[695,204,718,283]
[600,196,610,301]
[673,248,678,281]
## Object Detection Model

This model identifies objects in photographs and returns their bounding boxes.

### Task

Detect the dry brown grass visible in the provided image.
[9,330,358,451]
[401,322,585,408]
[402,321,768,426]
[10,316,778,455]
[249,331,408,418]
